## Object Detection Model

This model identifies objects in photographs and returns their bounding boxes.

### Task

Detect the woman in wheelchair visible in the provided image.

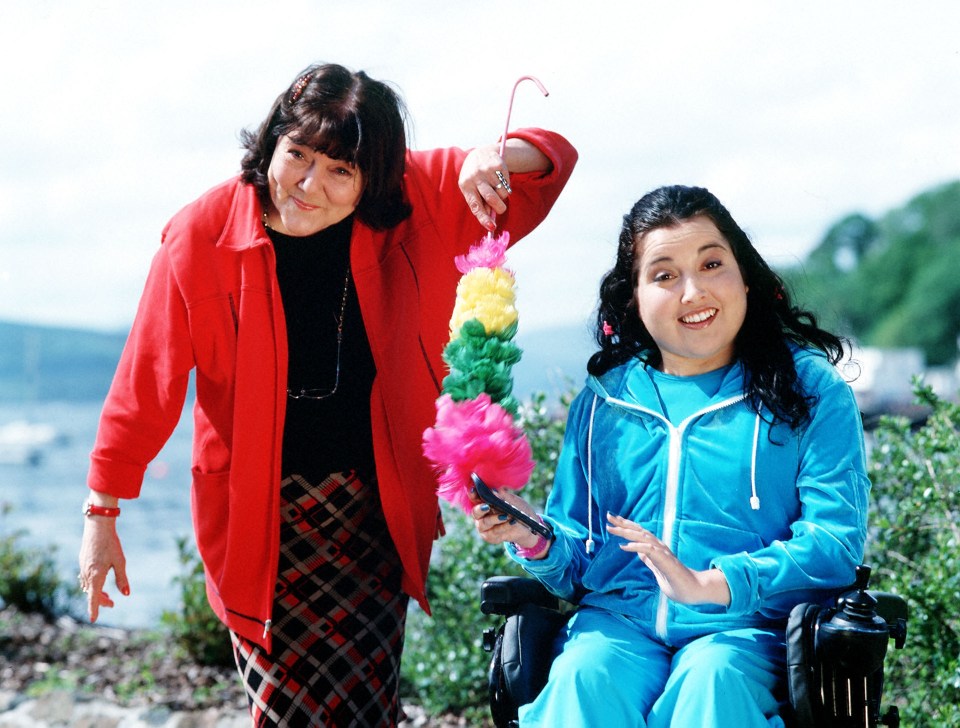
[471,184,869,727]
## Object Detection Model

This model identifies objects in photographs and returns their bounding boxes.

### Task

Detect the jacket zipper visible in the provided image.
[655,424,683,639]
[604,392,746,641]
[222,604,272,640]
[228,293,238,333]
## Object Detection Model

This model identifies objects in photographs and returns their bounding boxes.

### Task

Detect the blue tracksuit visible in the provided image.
[510,348,869,726]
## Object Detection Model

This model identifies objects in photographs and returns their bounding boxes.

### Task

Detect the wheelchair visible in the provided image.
[480,565,907,728]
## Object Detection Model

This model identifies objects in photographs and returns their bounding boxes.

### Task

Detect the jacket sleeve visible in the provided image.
[506,387,597,602]
[87,244,195,499]
[496,127,578,242]
[406,127,577,257]
[711,356,871,618]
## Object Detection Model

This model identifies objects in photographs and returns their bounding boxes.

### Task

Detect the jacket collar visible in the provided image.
[216,178,273,252]
[587,355,746,411]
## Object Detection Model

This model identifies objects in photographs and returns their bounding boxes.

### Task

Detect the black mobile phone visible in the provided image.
[471,473,553,540]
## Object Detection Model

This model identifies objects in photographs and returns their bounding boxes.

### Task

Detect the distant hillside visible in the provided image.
[512,320,595,400]
[0,321,126,402]
[781,179,960,365]
[0,318,593,406]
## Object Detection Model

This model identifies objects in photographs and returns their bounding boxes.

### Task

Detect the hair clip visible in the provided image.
[774,286,785,301]
[290,72,313,103]
[602,320,614,337]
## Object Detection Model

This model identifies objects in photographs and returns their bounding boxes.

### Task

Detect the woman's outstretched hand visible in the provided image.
[459,145,511,232]
[78,517,130,622]
[606,513,731,607]
[459,139,552,231]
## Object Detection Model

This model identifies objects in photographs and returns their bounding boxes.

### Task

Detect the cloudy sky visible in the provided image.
[1,1,958,335]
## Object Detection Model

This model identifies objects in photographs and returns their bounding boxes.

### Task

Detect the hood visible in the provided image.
[585,355,748,412]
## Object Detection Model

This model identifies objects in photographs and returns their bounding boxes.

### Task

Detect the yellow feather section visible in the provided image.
[449,267,518,335]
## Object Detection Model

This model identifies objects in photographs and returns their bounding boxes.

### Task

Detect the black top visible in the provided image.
[268,215,377,481]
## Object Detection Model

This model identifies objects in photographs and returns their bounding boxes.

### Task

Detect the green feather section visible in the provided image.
[442,318,521,417]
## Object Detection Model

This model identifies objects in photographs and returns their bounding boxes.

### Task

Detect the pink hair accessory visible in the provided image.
[602,320,614,337]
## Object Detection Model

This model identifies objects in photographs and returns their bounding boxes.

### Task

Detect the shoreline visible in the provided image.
[0,691,249,728]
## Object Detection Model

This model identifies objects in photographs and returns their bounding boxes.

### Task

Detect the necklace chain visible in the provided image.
[287,269,351,400]
[262,209,353,401]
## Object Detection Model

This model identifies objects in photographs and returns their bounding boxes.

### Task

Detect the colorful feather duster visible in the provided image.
[422,232,535,513]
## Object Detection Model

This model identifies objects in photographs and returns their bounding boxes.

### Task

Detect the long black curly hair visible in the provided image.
[587,185,846,430]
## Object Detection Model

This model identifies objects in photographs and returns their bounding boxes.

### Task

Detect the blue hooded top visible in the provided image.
[510,347,870,646]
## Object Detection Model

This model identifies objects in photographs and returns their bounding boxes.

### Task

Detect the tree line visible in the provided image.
[781,179,960,366]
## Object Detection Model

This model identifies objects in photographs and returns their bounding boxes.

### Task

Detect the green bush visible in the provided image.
[402,506,519,722]
[0,503,68,618]
[866,379,960,726]
[160,536,234,667]
[401,390,572,718]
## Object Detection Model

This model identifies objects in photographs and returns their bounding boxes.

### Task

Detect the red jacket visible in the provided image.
[89,128,577,649]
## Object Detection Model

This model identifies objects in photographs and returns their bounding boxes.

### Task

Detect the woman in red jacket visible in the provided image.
[77,62,577,727]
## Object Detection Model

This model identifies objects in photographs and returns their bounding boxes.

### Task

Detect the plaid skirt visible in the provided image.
[231,471,408,727]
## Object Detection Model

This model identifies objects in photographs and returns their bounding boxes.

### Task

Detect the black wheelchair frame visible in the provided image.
[480,566,907,728]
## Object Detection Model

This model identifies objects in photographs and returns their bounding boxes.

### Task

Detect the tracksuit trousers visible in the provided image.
[518,606,788,727]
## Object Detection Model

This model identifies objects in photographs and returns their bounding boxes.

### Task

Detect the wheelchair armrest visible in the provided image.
[481,576,560,616]
[868,591,908,626]
[869,590,908,649]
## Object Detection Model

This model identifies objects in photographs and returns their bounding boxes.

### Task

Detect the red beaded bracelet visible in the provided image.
[83,501,121,518]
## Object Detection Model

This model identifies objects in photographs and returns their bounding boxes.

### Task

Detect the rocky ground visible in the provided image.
[0,606,475,727]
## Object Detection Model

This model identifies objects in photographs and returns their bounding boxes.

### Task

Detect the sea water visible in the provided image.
[0,399,195,628]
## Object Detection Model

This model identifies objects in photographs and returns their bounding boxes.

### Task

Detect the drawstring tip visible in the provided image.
[585,538,595,554]
[750,496,760,510]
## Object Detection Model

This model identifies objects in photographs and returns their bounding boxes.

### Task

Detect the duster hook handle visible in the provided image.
[498,75,550,157]
[489,75,550,237]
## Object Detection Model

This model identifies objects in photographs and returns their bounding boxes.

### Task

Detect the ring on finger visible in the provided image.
[495,170,512,193]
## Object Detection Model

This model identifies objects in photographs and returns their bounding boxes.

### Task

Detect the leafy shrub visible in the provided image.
[401,390,572,718]
[160,536,234,667]
[866,380,960,726]
[402,506,520,722]
[0,503,67,618]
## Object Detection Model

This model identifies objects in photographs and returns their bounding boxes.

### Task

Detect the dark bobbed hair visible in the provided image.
[240,63,412,230]
[588,184,846,430]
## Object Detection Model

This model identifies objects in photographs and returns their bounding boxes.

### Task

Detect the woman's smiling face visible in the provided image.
[265,134,364,236]
[633,215,749,376]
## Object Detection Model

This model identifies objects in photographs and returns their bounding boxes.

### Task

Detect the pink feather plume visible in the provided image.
[454,232,511,275]
[422,393,534,513]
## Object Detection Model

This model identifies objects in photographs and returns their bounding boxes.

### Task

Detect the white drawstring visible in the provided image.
[750,413,761,510]
[585,394,598,554]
